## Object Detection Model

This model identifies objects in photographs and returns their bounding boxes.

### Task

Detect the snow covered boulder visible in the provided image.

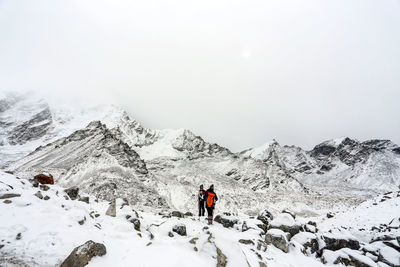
[172,224,187,236]
[171,211,184,218]
[290,232,319,255]
[34,173,54,185]
[269,213,302,237]
[105,199,116,217]
[257,209,274,226]
[64,186,79,200]
[214,214,239,228]
[321,233,360,251]
[322,248,378,267]
[60,240,106,267]
[265,229,291,253]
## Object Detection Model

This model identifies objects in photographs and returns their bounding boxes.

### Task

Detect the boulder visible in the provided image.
[321,233,360,251]
[129,218,141,231]
[34,191,43,199]
[3,200,12,204]
[291,232,319,255]
[168,232,174,237]
[322,248,378,267]
[257,209,274,226]
[34,174,54,185]
[39,185,50,191]
[172,224,187,236]
[184,212,193,217]
[60,240,106,267]
[269,213,302,237]
[105,199,116,217]
[0,193,21,199]
[265,229,291,253]
[171,211,184,218]
[78,197,89,204]
[282,209,296,219]
[64,186,79,200]
[239,239,255,245]
[44,196,50,200]
[242,221,249,232]
[214,215,238,228]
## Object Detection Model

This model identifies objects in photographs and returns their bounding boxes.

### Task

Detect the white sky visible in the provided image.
[0,0,399,151]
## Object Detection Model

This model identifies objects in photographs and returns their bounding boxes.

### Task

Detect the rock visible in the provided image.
[60,240,106,267]
[29,179,39,187]
[259,262,268,267]
[269,213,302,237]
[34,191,44,199]
[304,224,317,233]
[39,185,50,191]
[5,170,14,175]
[16,233,22,240]
[214,215,238,228]
[168,232,174,237]
[79,197,89,204]
[44,196,50,200]
[322,234,360,251]
[0,193,21,199]
[129,218,141,231]
[64,186,79,200]
[370,235,396,243]
[265,229,290,253]
[78,217,86,225]
[291,232,319,255]
[239,239,255,245]
[194,247,198,252]
[242,221,249,232]
[171,211,184,218]
[184,212,193,217]
[105,199,116,217]
[189,237,198,244]
[327,212,334,218]
[34,174,54,185]
[257,209,274,226]
[172,224,187,236]
[3,200,12,204]
[282,209,296,219]
[322,248,378,267]
[216,246,227,267]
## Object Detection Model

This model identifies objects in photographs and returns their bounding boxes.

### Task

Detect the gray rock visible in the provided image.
[184,212,193,216]
[60,240,106,267]
[327,212,334,218]
[39,185,50,191]
[79,197,89,204]
[257,209,274,226]
[64,186,79,200]
[242,221,249,232]
[44,196,50,200]
[105,199,116,217]
[172,224,187,236]
[291,232,319,255]
[322,234,360,251]
[168,231,174,237]
[214,215,238,228]
[0,193,21,199]
[216,246,228,267]
[34,191,43,199]
[129,218,141,231]
[171,211,184,218]
[265,229,290,253]
[16,233,22,240]
[282,209,296,219]
[3,200,12,204]
[239,239,255,245]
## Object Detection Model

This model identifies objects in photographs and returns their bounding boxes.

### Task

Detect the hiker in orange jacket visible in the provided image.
[204,184,218,225]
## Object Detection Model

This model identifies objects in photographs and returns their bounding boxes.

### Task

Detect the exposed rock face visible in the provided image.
[214,215,239,228]
[65,186,79,200]
[60,240,106,267]
[265,229,290,253]
[172,224,187,236]
[106,199,116,217]
[34,174,54,185]
[321,234,361,251]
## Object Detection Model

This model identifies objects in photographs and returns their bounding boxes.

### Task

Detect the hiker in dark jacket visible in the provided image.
[198,184,205,216]
[204,184,218,225]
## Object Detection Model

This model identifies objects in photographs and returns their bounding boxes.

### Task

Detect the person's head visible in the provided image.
[209,184,214,191]
[200,184,203,190]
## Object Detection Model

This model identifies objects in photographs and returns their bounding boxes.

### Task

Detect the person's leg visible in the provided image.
[200,201,205,216]
[206,207,212,224]
[210,207,214,224]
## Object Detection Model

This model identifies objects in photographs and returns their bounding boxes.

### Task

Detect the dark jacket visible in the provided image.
[204,189,218,208]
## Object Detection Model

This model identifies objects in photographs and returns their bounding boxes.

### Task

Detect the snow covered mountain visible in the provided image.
[242,137,400,193]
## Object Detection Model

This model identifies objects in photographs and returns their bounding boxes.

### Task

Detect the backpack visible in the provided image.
[206,192,216,208]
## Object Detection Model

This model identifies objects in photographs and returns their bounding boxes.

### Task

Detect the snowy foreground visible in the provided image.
[1,171,399,267]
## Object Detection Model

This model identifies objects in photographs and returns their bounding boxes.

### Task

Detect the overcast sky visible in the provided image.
[0,0,399,151]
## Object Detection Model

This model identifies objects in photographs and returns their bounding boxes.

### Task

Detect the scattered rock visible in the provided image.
[34,173,54,185]
[171,211,184,218]
[39,185,50,191]
[172,224,187,236]
[216,246,227,267]
[322,248,377,267]
[327,212,334,218]
[184,212,193,217]
[0,244,4,249]
[194,247,198,252]
[168,232,174,237]
[4,170,14,175]
[269,213,302,237]
[129,218,141,231]
[60,240,106,267]
[0,193,21,199]
[291,232,319,255]
[239,239,255,245]
[257,209,274,226]
[242,221,249,232]
[44,196,50,201]
[282,209,296,219]
[16,233,21,240]
[34,191,43,199]
[29,179,39,187]
[189,237,198,244]
[146,242,152,246]
[105,199,116,217]
[259,262,268,267]
[78,197,89,204]
[78,217,86,225]
[214,215,238,228]
[265,229,290,253]
[64,186,79,200]
[321,234,360,251]
[3,200,12,204]
[305,224,317,233]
